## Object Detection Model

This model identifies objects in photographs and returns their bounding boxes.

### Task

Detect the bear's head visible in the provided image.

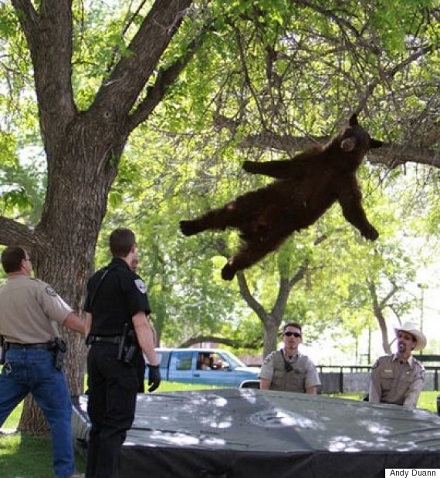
[338,114,383,159]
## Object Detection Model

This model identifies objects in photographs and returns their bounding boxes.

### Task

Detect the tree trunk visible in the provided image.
[368,281,393,355]
[18,396,49,435]
[236,270,306,358]
[262,317,281,358]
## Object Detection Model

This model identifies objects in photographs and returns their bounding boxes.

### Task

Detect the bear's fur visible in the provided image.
[180,114,383,280]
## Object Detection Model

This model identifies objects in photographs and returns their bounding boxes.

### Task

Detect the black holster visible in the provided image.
[0,336,5,365]
[53,337,67,371]
[117,324,138,365]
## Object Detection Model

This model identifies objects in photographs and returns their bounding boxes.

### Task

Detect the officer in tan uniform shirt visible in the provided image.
[260,322,321,394]
[368,321,426,410]
[0,245,84,478]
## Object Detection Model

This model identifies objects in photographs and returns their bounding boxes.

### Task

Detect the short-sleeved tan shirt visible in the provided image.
[0,275,72,344]
[368,354,425,409]
[259,350,321,392]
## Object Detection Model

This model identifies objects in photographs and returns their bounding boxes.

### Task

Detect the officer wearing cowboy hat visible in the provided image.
[368,321,427,409]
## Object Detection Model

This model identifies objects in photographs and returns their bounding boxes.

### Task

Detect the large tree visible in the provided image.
[1,0,200,431]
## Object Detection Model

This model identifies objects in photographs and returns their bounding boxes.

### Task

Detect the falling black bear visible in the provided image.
[180,114,383,280]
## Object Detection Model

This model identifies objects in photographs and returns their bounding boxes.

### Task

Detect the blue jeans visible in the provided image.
[0,348,75,478]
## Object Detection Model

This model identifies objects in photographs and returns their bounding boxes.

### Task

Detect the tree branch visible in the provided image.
[11,0,76,158]
[378,282,399,310]
[91,0,193,123]
[0,217,36,246]
[367,280,391,354]
[10,0,39,44]
[214,114,440,169]
[128,24,208,131]
[236,271,267,319]
[356,45,435,114]
[179,334,261,349]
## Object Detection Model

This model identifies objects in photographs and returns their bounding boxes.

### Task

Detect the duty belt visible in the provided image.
[89,335,122,344]
[7,342,54,350]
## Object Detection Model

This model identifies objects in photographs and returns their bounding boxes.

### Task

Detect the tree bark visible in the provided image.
[18,396,49,435]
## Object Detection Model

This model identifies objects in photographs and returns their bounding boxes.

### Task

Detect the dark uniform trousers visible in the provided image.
[85,343,139,478]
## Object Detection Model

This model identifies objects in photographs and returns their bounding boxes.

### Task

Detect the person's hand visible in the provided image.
[148,364,161,392]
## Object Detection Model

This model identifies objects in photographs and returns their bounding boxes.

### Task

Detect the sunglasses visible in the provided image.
[284,332,301,338]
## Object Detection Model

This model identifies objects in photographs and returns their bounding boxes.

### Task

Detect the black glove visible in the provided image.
[148,364,161,392]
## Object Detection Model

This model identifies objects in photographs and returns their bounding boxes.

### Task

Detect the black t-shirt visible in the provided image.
[85,257,151,336]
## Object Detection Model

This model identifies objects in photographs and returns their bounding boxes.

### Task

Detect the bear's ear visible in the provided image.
[349,114,358,126]
[370,139,383,149]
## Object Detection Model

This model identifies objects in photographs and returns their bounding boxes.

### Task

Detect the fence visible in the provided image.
[318,363,440,394]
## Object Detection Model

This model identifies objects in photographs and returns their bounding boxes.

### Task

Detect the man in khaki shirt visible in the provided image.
[260,322,320,394]
[369,321,426,410]
[0,245,84,478]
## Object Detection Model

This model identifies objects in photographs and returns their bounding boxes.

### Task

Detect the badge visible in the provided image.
[134,279,147,294]
[262,351,276,365]
[45,286,57,297]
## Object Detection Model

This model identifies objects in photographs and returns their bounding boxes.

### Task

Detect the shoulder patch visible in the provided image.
[262,350,278,365]
[371,360,380,369]
[45,285,58,297]
[134,279,147,294]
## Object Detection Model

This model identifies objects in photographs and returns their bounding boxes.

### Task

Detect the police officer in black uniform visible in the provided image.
[84,228,160,478]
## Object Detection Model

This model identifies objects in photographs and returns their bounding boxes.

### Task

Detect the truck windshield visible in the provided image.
[221,351,246,368]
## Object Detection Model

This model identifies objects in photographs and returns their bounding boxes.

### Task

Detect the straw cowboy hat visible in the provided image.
[395,321,427,351]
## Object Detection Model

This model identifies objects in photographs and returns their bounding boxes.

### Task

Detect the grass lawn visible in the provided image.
[0,386,438,477]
